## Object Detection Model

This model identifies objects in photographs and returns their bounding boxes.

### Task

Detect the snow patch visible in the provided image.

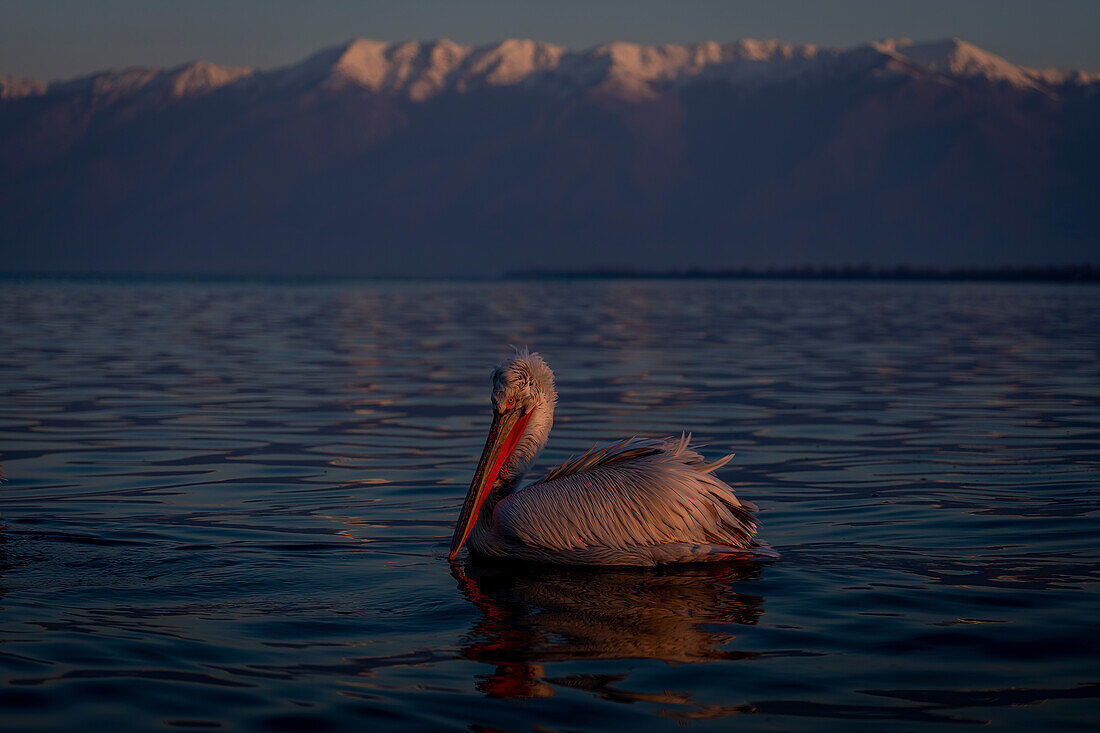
[0,76,47,99]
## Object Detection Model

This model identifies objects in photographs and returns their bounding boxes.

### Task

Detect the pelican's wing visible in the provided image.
[491,436,777,565]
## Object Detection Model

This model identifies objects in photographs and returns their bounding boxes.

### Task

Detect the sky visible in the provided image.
[3,0,1100,81]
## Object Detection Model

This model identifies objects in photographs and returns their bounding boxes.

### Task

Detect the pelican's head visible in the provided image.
[450,348,556,560]
[489,348,556,416]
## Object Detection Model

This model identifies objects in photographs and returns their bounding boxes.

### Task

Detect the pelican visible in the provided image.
[449,348,778,566]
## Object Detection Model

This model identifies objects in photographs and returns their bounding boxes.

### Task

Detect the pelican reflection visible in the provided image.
[453,559,765,700]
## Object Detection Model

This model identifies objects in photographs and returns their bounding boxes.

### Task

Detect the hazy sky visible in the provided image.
[3,0,1099,80]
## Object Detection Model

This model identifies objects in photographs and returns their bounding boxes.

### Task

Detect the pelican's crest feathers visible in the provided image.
[491,347,557,411]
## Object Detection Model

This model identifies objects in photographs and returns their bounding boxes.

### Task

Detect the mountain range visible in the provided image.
[2,37,1097,275]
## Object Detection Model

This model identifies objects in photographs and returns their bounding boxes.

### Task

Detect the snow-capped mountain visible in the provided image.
[8,36,1096,102]
[1,38,1097,275]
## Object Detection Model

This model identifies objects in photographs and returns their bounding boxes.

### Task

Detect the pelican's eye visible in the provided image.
[505,396,516,410]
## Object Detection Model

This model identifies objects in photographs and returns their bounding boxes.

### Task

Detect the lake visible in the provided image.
[1,278,1098,731]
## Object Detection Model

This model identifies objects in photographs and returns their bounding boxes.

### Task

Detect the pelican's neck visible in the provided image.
[491,401,554,500]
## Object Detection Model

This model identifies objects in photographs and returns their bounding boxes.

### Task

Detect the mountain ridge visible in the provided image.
[1,36,1097,275]
[3,36,1098,103]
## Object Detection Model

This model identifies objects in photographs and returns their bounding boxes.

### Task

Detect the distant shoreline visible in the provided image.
[1,265,1097,283]
[507,265,1100,282]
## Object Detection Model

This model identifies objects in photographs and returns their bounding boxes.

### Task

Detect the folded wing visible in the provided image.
[490,435,777,565]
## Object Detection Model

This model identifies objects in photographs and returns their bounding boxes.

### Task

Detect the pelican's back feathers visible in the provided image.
[475,435,777,566]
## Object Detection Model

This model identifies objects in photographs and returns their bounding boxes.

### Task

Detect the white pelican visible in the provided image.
[449,349,778,565]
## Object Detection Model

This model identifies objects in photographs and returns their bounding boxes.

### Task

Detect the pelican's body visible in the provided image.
[450,349,778,566]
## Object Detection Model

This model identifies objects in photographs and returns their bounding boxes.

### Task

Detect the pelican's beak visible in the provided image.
[450,408,532,560]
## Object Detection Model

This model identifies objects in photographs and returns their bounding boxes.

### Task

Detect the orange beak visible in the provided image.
[449,408,532,560]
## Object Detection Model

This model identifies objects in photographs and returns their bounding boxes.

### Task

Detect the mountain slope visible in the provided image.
[1,38,1097,275]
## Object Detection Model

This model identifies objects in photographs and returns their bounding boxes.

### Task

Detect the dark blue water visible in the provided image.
[1,278,1098,731]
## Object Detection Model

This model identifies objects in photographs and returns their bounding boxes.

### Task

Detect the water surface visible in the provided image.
[1,278,1098,731]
